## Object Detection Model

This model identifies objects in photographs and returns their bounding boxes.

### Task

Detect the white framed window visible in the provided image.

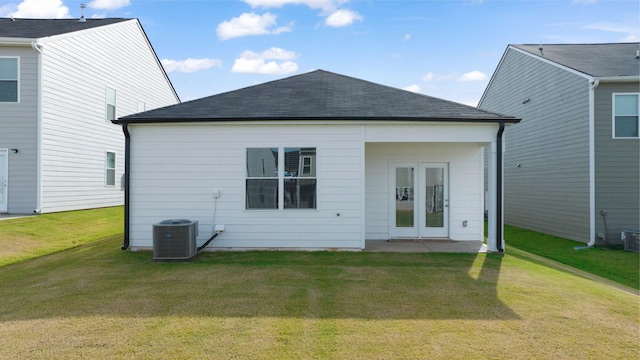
[105,151,116,186]
[613,93,639,138]
[106,87,116,121]
[0,57,19,103]
[246,147,317,210]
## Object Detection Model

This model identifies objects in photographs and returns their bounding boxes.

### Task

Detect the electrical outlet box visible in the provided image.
[213,190,221,199]
[215,224,225,232]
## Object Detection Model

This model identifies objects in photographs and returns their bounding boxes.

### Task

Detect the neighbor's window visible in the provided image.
[613,94,639,138]
[106,152,116,186]
[246,147,317,210]
[106,87,116,121]
[0,57,18,103]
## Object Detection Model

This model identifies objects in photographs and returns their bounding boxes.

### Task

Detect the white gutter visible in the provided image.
[31,40,43,214]
[0,37,33,46]
[587,78,599,247]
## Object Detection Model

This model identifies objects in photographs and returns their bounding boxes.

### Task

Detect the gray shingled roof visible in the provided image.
[116,70,518,124]
[0,18,130,38]
[513,43,640,77]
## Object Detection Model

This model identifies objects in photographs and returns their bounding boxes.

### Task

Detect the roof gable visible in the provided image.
[117,70,517,123]
[513,43,640,78]
[0,18,130,39]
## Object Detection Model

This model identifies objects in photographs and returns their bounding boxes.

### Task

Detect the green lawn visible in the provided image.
[0,237,638,359]
[0,209,638,358]
[0,207,123,266]
[504,224,640,290]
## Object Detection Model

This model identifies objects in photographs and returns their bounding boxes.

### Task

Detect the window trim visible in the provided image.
[0,56,19,103]
[105,151,116,187]
[245,147,317,210]
[612,93,640,139]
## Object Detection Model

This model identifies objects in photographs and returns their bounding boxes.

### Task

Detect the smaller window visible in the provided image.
[106,152,116,186]
[0,57,18,103]
[613,94,639,138]
[106,87,116,121]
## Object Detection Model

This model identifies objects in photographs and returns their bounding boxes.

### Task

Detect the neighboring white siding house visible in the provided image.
[479,43,640,245]
[0,18,179,214]
[115,70,519,251]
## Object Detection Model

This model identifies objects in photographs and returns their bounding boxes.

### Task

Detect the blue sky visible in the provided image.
[1,0,639,105]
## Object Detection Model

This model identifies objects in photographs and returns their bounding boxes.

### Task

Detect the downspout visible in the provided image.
[496,121,505,252]
[31,41,43,214]
[587,79,599,247]
[121,124,130,250]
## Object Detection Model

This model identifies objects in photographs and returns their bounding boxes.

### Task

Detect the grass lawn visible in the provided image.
[1,236,638,358]
[504,225,640,290]
[0,207,123,267]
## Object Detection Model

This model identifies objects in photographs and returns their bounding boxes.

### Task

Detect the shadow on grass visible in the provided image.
[0,236,519,321]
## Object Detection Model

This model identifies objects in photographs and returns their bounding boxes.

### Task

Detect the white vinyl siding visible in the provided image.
[612,93,639,138]
[37,19,178,213]
[0,48,38,213]
[128,124,363,250]
[0,57,19,103]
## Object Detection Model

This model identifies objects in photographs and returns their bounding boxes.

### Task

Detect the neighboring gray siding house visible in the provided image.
[0,18,179,214]
[114,70,519,252]
[479,43,640,245]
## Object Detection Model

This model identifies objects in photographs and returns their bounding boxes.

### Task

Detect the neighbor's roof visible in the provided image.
[116,70,518,124]
[0,18,131,39]
[513,43,640,78]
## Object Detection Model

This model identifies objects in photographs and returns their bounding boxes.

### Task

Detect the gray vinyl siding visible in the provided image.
[594,82,640,242]
[480,48,591,242]
[0,47,39,213]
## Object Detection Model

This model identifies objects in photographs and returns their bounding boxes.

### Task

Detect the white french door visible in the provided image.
[390,162,449,238]
[0,149,7,213]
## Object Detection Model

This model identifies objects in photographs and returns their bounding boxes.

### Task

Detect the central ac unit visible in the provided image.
[153,219,198,260]
[621,230,639,252]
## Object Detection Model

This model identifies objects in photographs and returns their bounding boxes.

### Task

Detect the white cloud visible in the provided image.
[161,58,223,73]
[457,71,488,82]
[7,0,70,18]
[325,8,362,27]
[403,34,411,41]
[243,0,347,12]
[585,22,640,42]
[231,47,298,74]
[217,12,292,40]
[403,84,421,93]
[88,0,131,10]
[421,72,456,82]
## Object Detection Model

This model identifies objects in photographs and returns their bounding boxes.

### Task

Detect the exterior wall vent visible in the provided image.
[153,219,198,260]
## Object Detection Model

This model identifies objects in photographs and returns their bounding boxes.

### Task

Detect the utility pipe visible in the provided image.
[496,121,505,252]
[121,124,130,250]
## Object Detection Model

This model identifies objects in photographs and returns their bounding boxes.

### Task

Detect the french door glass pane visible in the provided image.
[395,167,414,227]
[425,168,444,228]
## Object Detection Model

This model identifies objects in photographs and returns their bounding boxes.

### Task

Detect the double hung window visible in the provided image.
[106,152,116,186]
[613,94,639,138]
[0,57,18,103]
[106,87,116,121]
[246,147,317,210]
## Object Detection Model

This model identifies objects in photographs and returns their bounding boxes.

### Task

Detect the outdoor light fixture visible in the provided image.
[10,149,18,154]
[522,98,530,104]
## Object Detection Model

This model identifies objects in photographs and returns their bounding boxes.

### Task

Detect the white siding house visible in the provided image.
[0,18,179,214]
[115,70,519,251]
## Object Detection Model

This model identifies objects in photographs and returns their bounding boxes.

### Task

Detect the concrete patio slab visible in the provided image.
[365,240,487,253]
